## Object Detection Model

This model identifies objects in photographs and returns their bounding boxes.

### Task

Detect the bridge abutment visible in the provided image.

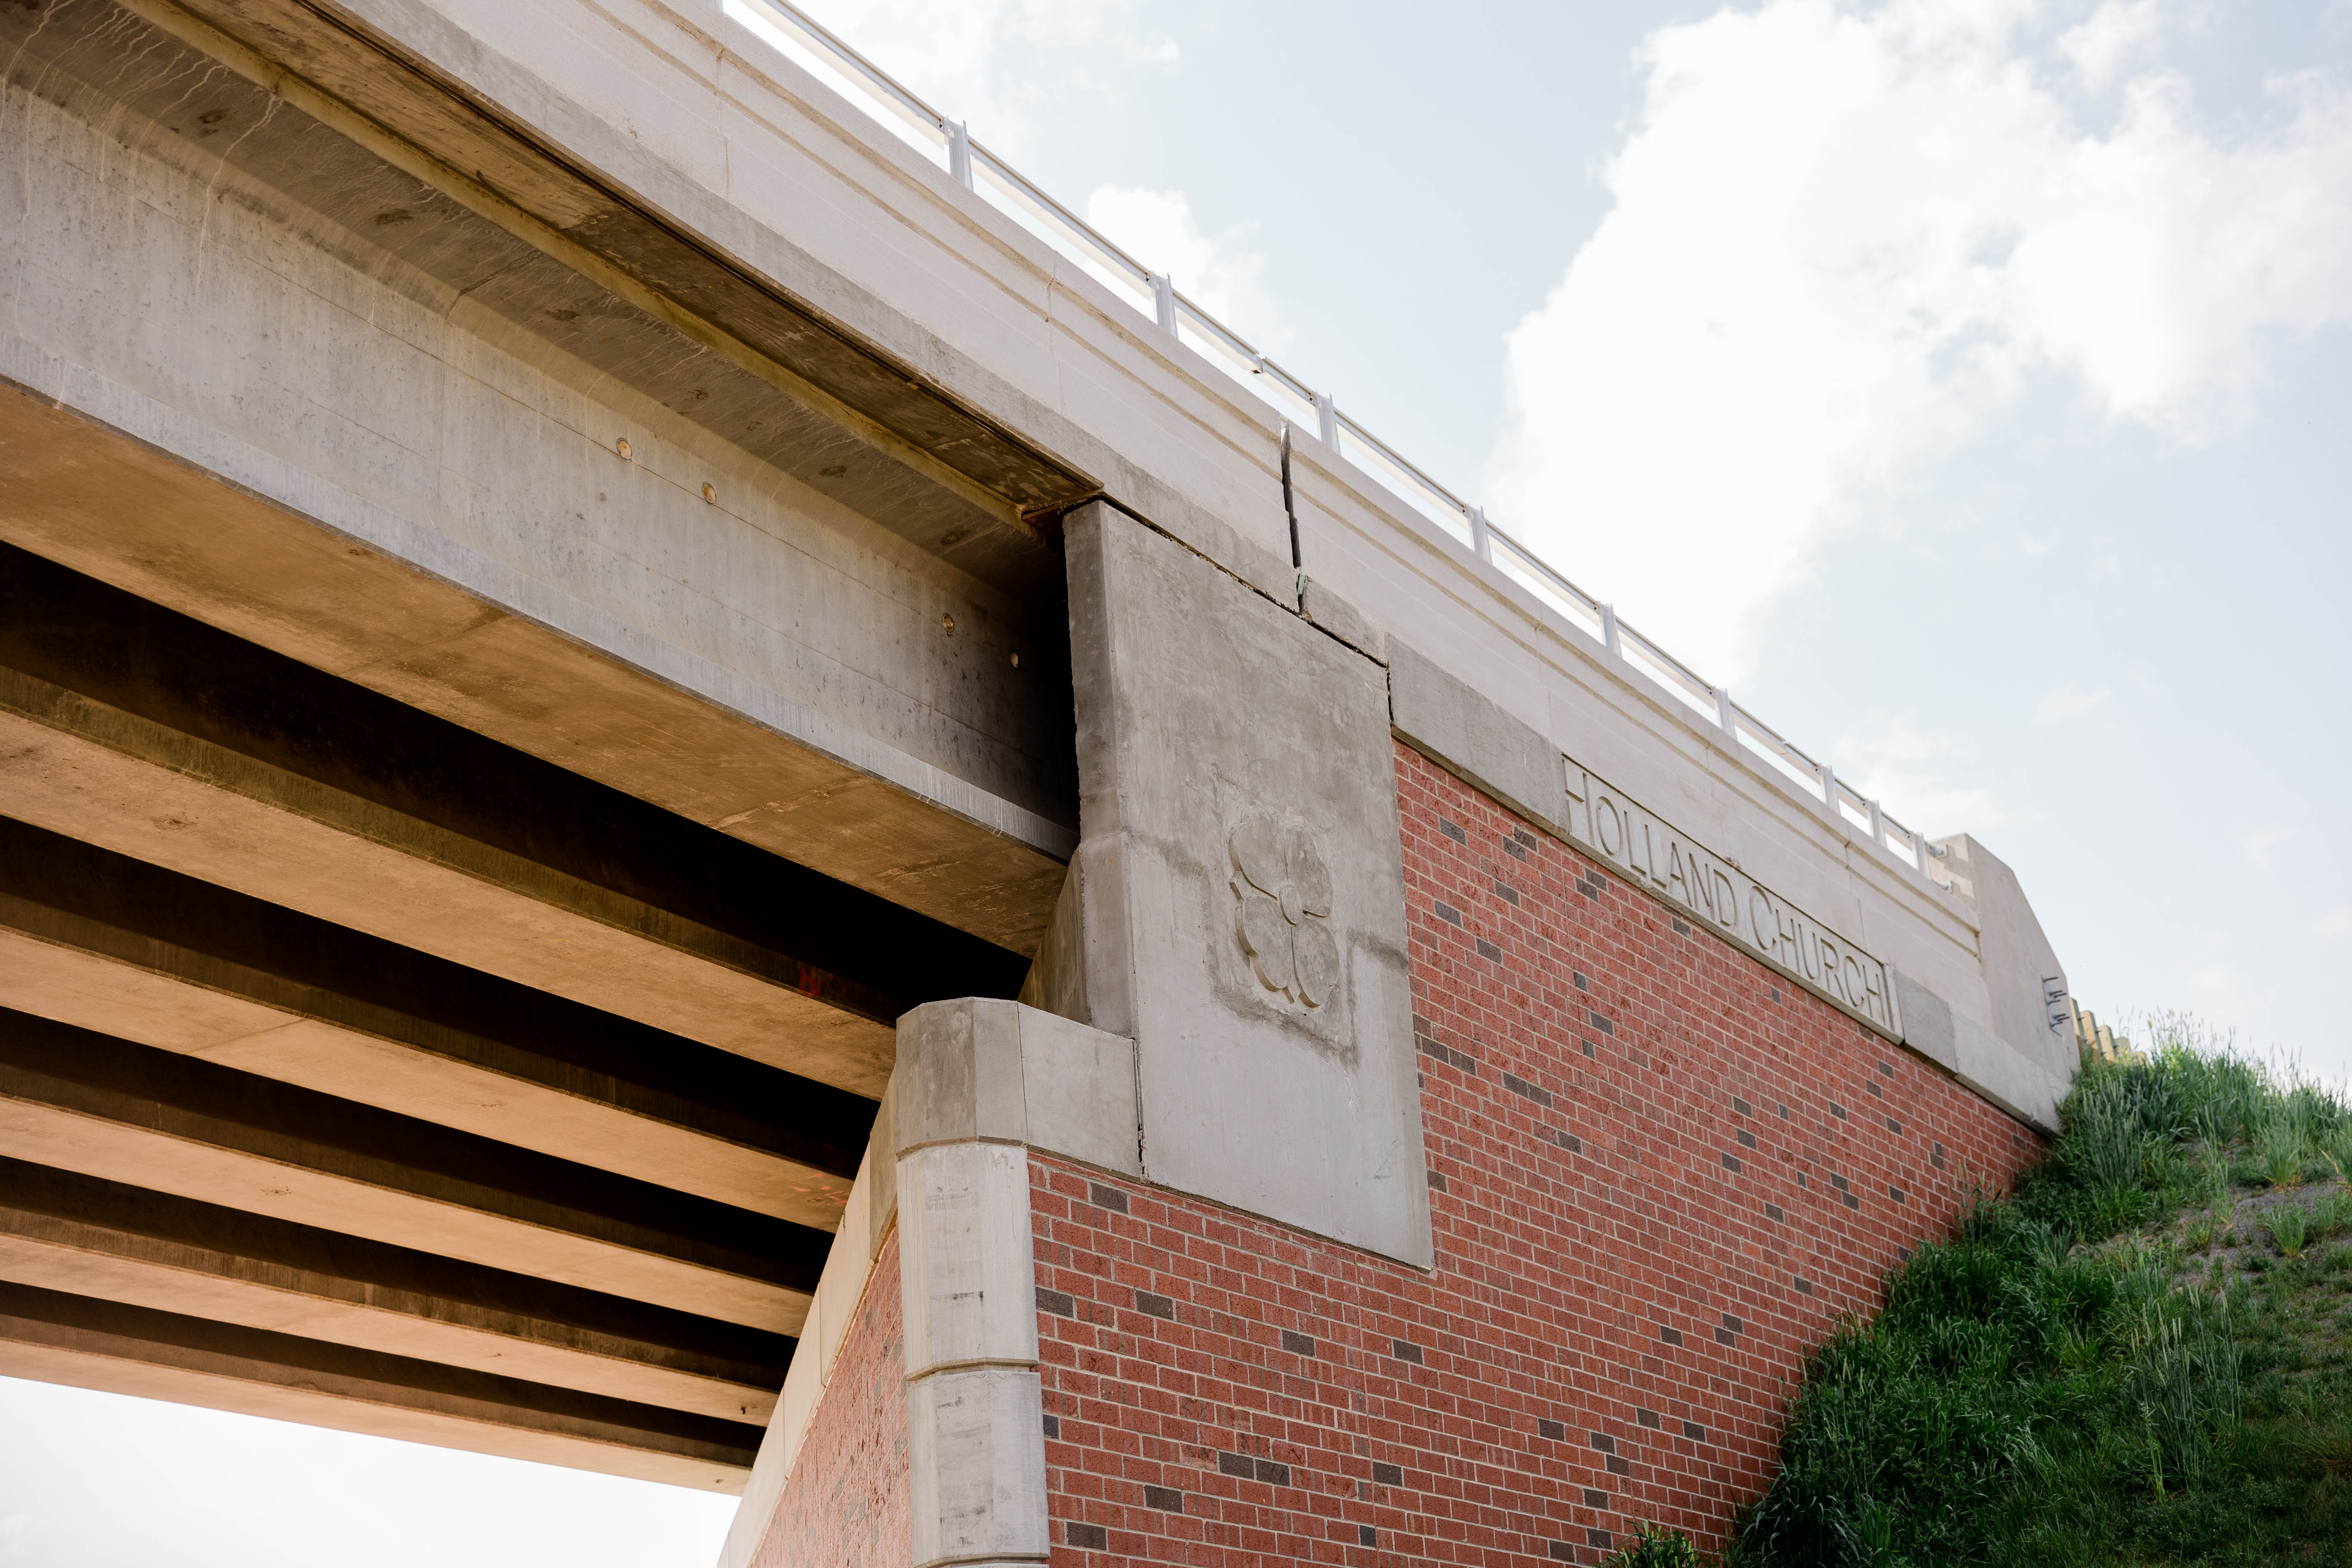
[0,0,2085,1556]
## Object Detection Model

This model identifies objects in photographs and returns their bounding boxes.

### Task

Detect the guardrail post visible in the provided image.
[946,120,974,189]
[729,7,1958,887]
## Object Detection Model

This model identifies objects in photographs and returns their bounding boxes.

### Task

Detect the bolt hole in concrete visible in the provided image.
[940,529,967,546]
[941,613,955,633]
[1010,652,1021,668]
[818,463,847,477]
[701,483,716,504]
[614,438,631,460]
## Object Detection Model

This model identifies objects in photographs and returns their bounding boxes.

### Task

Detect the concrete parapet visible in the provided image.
[1893,967,2066,1131]
[1937,836,2075,1075]
[1299,574,1388,662]
[1389,638,1566,839]
[1387,627,2079,1134]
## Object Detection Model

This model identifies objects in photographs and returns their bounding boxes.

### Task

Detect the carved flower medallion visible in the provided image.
[1229,815,1339,1008]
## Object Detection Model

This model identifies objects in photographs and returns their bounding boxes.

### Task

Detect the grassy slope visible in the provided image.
[1612,1021,2352,1568]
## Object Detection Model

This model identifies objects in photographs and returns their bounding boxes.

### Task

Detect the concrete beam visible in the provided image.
[0,1159,790,1423]
[0,1280,764,1492]
[0,1013,826,1331]
[149,0,1094,519]
[0,543,1031,1098]
[0,0,1082,957]
[0,816,872,1226]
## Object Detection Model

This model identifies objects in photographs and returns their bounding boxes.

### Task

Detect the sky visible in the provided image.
[12,1,2350,1563]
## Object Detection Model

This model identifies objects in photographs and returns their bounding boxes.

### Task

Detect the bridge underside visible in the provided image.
[0,0,1083,1491]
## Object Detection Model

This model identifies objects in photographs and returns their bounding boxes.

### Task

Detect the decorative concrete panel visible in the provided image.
[1064,503,1430,1268]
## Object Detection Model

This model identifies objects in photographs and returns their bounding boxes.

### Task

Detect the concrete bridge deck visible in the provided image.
[0,0,2078,1537]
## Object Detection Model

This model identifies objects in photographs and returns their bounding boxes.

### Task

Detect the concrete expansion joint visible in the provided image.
[905,1357,1041,1381]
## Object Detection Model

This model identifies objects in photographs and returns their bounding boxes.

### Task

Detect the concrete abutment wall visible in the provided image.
[742,502,2068,1565]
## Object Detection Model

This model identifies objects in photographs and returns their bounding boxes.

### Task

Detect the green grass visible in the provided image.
[1729,1017,2352,1566]
[1606,1016,2352,1567]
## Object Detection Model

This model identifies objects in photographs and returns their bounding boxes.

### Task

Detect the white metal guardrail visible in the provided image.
[725,0,1948,882]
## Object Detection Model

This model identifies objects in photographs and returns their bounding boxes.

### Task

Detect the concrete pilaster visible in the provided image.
[888,998,1141,1567]
[900,1142,1049,1568]
[1050,502,1432,1268]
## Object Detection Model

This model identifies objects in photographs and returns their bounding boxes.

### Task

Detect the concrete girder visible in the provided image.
[0,385,1074,961]
[0,687,895,1096]
[0,1281,764,1492]
[134,0,1095,519]
[0,1014,827,1332]
[0,544,1032,1099]
[0,1160,790,1425]
[0,0,1084,958]
[0,815,873,1226]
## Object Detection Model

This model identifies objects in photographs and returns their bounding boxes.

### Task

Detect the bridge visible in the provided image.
[0,0,2080,1559]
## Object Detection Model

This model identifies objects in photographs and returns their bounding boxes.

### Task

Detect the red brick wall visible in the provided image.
[751,1230,908,1568]
[1031,743,2041,1565]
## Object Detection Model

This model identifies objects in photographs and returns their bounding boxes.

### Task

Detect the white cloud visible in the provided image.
[2244,828,2288,869]
[1831,714,2008,834]
[1487,0,2352,684]
[2315,905,2352,940]
[2034,680,2111,721]
[2058,0,2171,94]
[1082,187,1289,350]
[732,0,1176,157]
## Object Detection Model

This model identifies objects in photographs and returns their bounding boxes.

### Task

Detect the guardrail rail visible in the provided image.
[726,0,1950,884]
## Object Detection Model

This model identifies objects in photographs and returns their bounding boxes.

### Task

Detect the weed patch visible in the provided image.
[1727,1017,2352,1567]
